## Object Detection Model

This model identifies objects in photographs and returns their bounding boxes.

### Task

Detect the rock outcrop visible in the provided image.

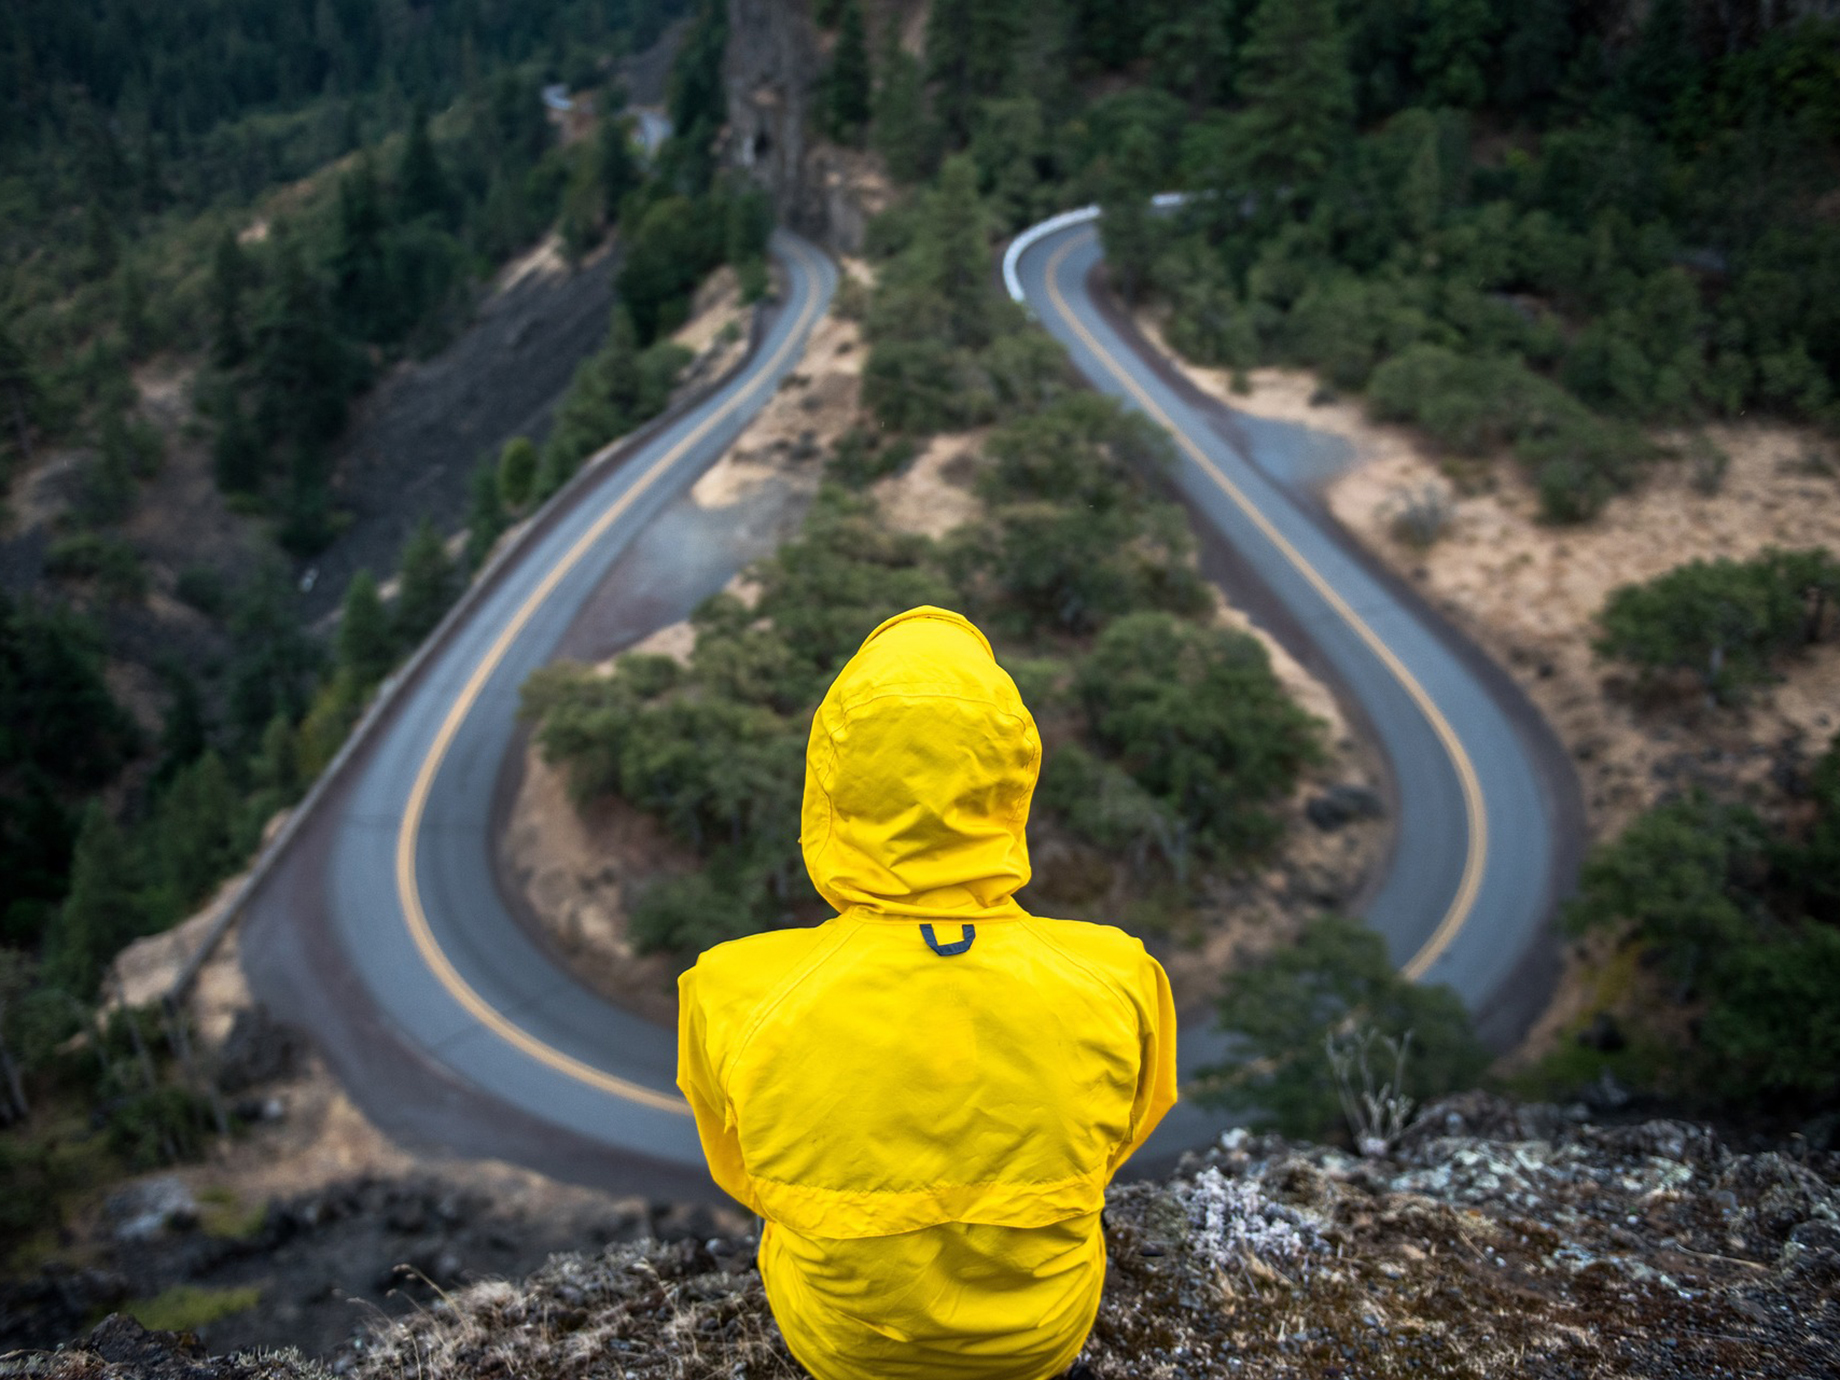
[722,0,890,253]
[16,1096,1839,1378]
[724,0,818,232]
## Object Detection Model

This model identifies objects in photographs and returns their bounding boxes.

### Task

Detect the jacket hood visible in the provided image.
[801,607,1040,919]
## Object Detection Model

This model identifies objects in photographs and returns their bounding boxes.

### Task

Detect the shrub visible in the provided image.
[860,338,994,433]
[1369,344,1651,521]
[497,436,538,511]
[826,429,915,488]
[1594,547,1838,703]
[1194,913,1487,1138]
[46,533,146,602]
[1076,612,1326,866]
[1384,482,1455,548]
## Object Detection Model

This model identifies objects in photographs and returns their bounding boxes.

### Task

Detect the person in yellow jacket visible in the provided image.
[677,605,1179,1380]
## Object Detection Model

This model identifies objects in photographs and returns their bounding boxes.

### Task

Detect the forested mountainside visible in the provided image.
[0,0,785,1257]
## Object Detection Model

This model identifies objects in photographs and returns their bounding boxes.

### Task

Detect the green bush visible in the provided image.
[1076,612,1326,866]
[538,310,690,497]
[1561,737,1840,1108]
[1194,913,1487,1138]
[1563,794,1772,985]
[45,533,146,603]
[1282,273,1428,391]
[497,436,539,512]
[1594,547,1838,703]
[629,872,766,956]
[826,429,915,488]
[1368,344,1652,521]
[105,1085,211,1170]
[861,338,995,433]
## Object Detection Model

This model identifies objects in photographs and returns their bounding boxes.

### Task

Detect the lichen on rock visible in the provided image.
[15,1096,1840,1379]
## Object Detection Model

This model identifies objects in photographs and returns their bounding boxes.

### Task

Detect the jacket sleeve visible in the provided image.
[1106,946,1179,1177]
[676,965,765,1214]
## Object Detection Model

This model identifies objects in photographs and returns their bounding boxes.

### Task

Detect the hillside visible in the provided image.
[18,1097,1839,1378]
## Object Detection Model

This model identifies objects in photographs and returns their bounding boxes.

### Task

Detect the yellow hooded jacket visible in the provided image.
[677,607,1178,1380]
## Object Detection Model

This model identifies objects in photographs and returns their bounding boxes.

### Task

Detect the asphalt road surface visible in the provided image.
[240,233,834,1192]
[240,218,1580,1197]
[1009,214,1582,1155]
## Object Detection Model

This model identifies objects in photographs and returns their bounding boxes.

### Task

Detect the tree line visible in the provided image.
[807,0,1838,524]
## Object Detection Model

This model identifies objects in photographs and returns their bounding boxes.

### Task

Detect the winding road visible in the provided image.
[1009,213,1581,1151]
[238,215,1580,1198]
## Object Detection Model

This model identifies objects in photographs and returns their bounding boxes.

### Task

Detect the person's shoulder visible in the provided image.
[1024,914,1157,977]
[679,925,834,1008]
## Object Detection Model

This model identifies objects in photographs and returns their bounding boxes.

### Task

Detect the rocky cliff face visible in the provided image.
[724,0,818,228]
[20,1095,1840,1379]
[723,0,889,253]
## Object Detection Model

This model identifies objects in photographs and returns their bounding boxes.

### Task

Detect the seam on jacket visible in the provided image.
[832,687,1034,727]
[747,1167,1102,1195]
[724,916,860,1087]
[808,716,840,854]
[1018,918,1144,1133]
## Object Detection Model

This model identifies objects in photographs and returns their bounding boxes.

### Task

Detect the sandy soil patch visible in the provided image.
[688,303,862,509]
[491,231,573,296]
[1138,310,1840,844]
[502,749,696,1025]
[870,428,987,537]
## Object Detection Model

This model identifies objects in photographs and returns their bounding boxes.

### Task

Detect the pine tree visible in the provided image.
[394,519,455,646]
[1099,124,1163,306]
[464,457,505,570]
[827,1,872,142]
[0,949,35,1121]
[137,126,166,213]
[560,148,602,263]
[211,389,262,494]
[83,198,118,280]
[330,155,390,341]
[118,260,150,359]
[924,155,993,350]
[147,751,237,921]
[0,322,40,462]
[396,101,451,225]
[596,115,638,227]
[1230,0,1354,196]
[337,568,395,689]
[924,0,1026,144]
[252,232,350,449]
[45,804,142,998]
[872,30,934,184]
[225,563,323,743]
[209,230,250,370]
[1401,122,1444,242]
[157,665,208,778]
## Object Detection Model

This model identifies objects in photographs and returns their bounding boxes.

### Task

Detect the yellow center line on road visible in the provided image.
[1042,232,1487,981]
[391,241,829,1113]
